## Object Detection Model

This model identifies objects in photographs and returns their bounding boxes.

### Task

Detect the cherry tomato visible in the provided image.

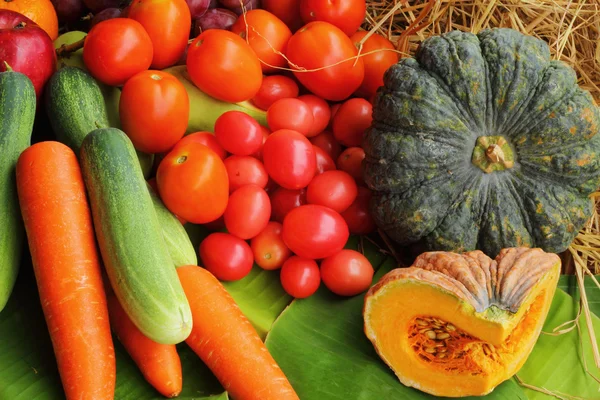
[298,94,330,137]
[128,0,191,69]
[337,146,365,184]
[262,0,303,32]
[251,75,300,111]
[251,126,271,161]
[280,256,320,298]
[300,0,366,36]
[285,21,364,101]
[224,185,271,240]
[328,102,342,129]
[282,204,349,259]
[267,98,314,136]
[83,18,153,86]
[313,145,336,175]
[214,111,263,156]
[351,30,399,99]
[224,155,269,192]
[332,97,372,147]
[157,141,229,223]
[231,10,292,73]
[310,131,342,160]
[262,129,317,189]
[341,186,376,235]
[320,249,373,296]
[119,70,189,154]
[270,187,306,223]
[307,170,357,213]
[176,131,227,160]
[199,232,253,281]
[250,221,292,270]
[187,29,262,102]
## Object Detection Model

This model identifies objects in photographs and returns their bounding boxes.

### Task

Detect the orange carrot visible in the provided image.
[16,141,115,400]
[106,289,183,398]
[177,265,299,400]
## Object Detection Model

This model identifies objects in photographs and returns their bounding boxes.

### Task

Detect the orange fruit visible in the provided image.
[0,0,59,40]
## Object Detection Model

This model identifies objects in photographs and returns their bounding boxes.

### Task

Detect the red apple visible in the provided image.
[0,10,56,99]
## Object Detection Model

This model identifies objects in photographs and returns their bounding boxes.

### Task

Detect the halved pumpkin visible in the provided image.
[363,247,561,397]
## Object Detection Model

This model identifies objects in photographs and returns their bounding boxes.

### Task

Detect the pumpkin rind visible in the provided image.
[363,28,600,257]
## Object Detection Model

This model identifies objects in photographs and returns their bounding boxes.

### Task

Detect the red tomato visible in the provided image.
[310,131,342,160]
[280,256,320,298]
[83,18,153,86]
[267,98,314,136]
[262,129,317,189]
[251,126,271,161]
[147,178,187,224]
[224,185,271,240]
[340,186,376,235]
[230,10,292,73]
[300,0,366,36]
[282,204,349,259]
[156,141,229,224]
[307,170,357,213]
[187,29,263,102]
[298,94,330,137]
[199,232,253,281]
[270,187,306,223]
[214,111,263,156]
[332,97,372,147]
[127,0,191,69]
[176,131,227,160]
[224,155,269,192]
[285,21,364,101]
[119,70,189,154]
[262,0,303,32]
[328,102,342,129]
[351,31,399,99]
[250,221,292,270]
[320,249,373,296]
[313,145,336,175]
[251,75,299,111]
[337,146,365,184]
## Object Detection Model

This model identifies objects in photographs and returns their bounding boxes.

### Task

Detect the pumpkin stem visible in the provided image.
[471,136,515,173]
[485,144,505,163]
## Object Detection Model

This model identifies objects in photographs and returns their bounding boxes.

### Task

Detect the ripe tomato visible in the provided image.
[224,185,271,240]
[214,111,263,156]
[267,98,314,136]
[270,187,306,223]
[187,29,262,102]
[251,126,271,161]
[300,0,366,36]
[262,0,303,32]
[320,249,373,296]
[199,233,253,281]
[176,131,227,160]
[119,70,189,154]
[310,131,342,160]
[83,18,153,86]
[230,10,292,73]
[251,75,300,111]
[337,146,365,184]
[313,145,336,175]
[156,141,229,224]
[341,186,376,235]
[307,170,357,213]
[351,30,399,99]
[282,204,349,259]
[332,98,372,147]
[250,221,292,270]
[285,21,364,101]
[298,94,330,137]
[262,129,316,189]
[127,0,191,69]
[280,256,320,298]
[224,155,269,192]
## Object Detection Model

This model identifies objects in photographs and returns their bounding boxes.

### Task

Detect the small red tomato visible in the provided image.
[224,155,269,192]
[332,98,372,147]
[313,145,336,175]
[262,129,317,189]
[280,256,321,298]
[252,75,300,111]
[267,98,314,136]
[251,126,271,161]
[341,186,376,235]
[270,187,307,223]
[250,221,292,270]
[282,204,349,259]
[199,232,254,281]
[320,249,373,296]
[224,185,271,240]
[300,0,366,37]
[337,147,365,184]
[307,170,357,213]
[351,30,399,99]
[176,131,227,160]
[298,94,330,137]
[214,111,263,156]
[310,131,342,160]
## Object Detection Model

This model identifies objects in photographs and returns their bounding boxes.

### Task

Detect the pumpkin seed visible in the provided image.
[446,324,456,331]
[425,330,437,339]
[425,347,437,353]
[436,332,450,340]
[438,353,447,359]
[437,348,447,353]
[416,319,428,326]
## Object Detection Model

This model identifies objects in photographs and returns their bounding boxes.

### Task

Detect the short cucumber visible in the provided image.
[80,128,192,344]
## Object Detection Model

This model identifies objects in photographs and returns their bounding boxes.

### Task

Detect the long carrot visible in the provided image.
[16,141,115,400]
[106,288,183,398]
[177,265,299,400]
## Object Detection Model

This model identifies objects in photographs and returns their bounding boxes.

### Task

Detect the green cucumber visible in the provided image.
[0,71,36,311]
[80,128,192,344]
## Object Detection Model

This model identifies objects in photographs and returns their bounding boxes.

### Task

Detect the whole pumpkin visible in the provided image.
[363,28,600,258]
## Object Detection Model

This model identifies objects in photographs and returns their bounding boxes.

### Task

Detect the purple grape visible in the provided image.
[83,0,122,13]
[51,0,86,24]
[185,0,211,19]
[227,0,260,15]
[90,7,123,27]
[194,8,238,34]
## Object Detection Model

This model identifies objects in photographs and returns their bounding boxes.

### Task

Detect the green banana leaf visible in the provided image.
[559,274,600,315]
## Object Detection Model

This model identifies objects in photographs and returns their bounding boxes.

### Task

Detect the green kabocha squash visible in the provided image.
[363,28,600,258]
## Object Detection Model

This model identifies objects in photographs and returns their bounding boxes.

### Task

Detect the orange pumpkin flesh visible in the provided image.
[363,247,561,397]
